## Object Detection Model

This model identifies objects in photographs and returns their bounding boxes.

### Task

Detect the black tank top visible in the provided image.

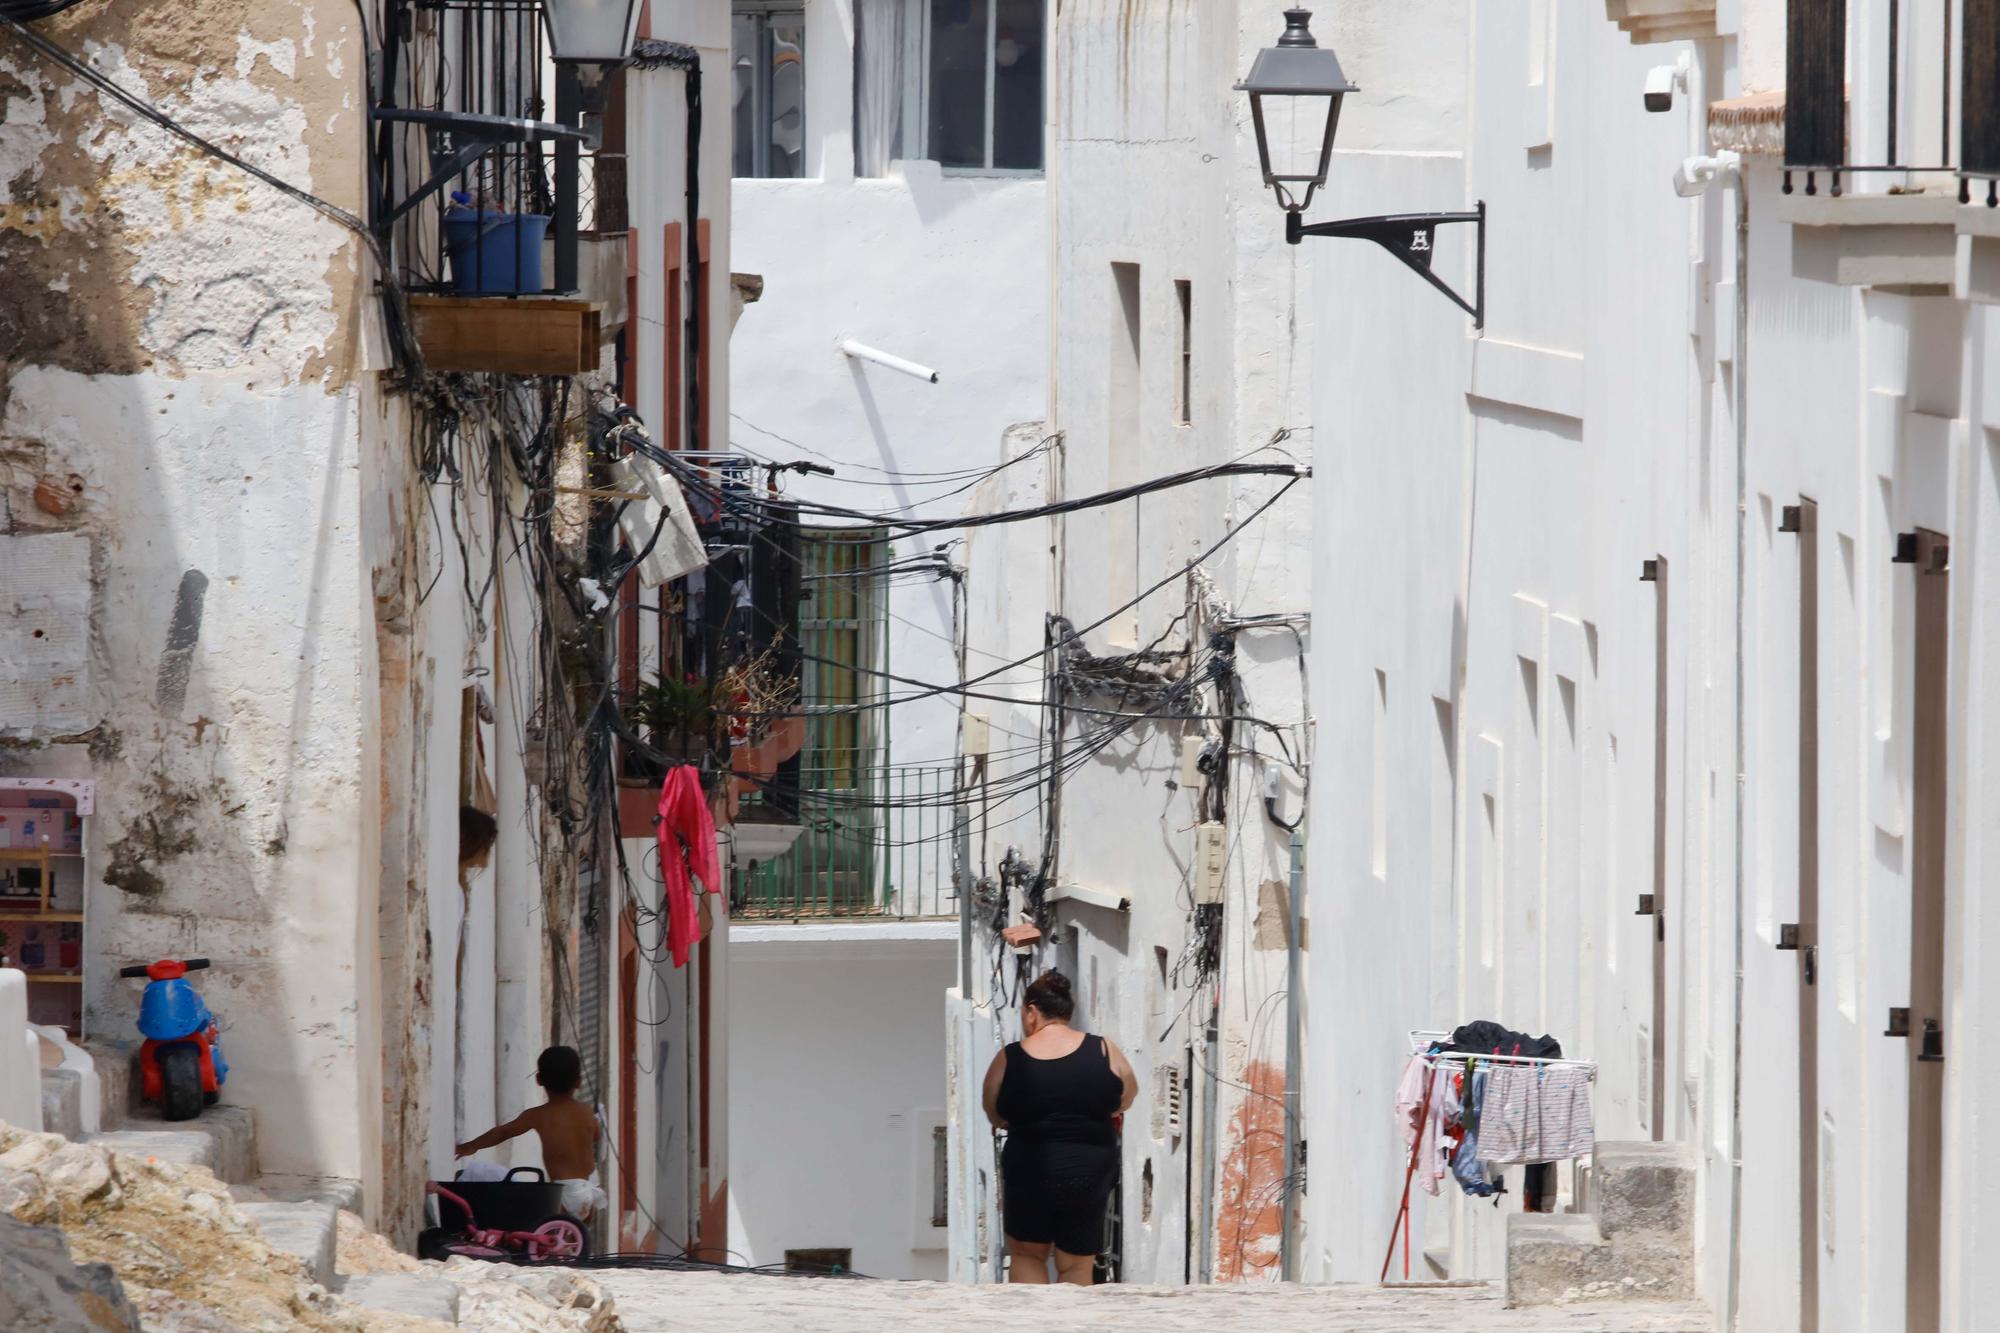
[996,1033,1123,1147]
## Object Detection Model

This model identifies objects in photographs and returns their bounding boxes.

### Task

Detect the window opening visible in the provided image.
[784,1248,853,1274]
[738,533,891,916]
[733,5,807,178]
[932,1125,949,1227]
[1175,280,1193,426]
[927,0,1044,171]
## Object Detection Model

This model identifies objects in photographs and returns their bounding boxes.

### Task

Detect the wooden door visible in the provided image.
[1904,527,1949,1332]
[1645,555,1669,1138]
[1788,500,1822,1331]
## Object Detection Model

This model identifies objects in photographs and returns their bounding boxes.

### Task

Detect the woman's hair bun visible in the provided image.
[1023,968,1077,1021]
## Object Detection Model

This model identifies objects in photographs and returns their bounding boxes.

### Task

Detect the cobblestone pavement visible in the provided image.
[590,1269,1713,1332]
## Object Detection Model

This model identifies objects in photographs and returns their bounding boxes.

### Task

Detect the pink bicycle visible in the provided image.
[424,1176,589,1264]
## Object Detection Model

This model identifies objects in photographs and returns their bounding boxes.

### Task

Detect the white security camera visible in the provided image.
[1644,53,1692,112]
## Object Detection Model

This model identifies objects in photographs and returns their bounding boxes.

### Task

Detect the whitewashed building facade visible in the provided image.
[719,0,1048,1281]
[1308,1,2000,1329]
[944,0,1315,1286]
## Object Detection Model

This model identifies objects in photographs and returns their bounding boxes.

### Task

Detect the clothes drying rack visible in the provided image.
[1381,1029,1598,1285]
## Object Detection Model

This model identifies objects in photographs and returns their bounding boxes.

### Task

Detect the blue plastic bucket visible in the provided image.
[443,210,551,295]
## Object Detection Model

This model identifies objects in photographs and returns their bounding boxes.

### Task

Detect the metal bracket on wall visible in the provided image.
[1777,923,1801,949]
[1640,559,1660,582]
[1288,200,1486,328]
[1892,532,1920,564]
[1779,504,1803,533]
[1919,1018,1945,1063]
[1635,893,1657,916]
[370,107,586,230]
[1885,1006,1911,1038]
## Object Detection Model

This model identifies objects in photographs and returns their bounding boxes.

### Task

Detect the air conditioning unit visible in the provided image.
[1195,821,1227,905]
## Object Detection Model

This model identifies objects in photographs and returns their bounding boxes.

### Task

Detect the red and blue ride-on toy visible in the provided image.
[118,957,227,1122]
[420,1169,590,1264]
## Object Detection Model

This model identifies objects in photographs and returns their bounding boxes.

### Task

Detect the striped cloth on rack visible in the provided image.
[1476,1064,1594,1165]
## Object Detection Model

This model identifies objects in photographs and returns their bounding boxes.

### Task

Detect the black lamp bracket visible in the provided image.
[1287,199,1486,329]
[370,107,588,230]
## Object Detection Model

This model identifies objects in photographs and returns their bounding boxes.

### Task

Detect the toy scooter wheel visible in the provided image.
[528,1216,589,1263]
[203,1090,220,1106]
[158,1045,202,1122]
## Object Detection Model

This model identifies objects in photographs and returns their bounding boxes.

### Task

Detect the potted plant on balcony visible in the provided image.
[625,672,724,772]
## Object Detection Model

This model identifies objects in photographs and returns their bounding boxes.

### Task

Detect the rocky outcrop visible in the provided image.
[0,1213,140,1332]
[0,1125,623,1331]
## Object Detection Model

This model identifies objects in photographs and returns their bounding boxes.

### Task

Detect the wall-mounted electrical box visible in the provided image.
[1180,733,1204,787]
[963,712,991,758]
[1195,821,1227,905]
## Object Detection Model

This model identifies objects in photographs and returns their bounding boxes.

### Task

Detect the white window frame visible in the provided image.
[916,0,1046,177]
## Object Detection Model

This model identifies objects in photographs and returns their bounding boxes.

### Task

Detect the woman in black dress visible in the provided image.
[980,970,1138,1284]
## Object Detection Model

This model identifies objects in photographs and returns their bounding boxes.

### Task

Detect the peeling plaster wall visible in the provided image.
[0,0,425,1226]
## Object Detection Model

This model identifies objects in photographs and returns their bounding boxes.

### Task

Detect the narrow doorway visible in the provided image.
[1903,527,1949,1332]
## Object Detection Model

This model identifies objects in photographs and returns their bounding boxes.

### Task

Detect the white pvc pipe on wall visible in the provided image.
[840,338,941,384]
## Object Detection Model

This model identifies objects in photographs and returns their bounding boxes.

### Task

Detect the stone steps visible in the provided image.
[1504,1141,1698,1309]
[338,1272,463,1324]
[87,1103,258,1185]
[235,1199,340,1288]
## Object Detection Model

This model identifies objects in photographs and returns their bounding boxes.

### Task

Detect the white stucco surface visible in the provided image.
[1305,4,2000,1330]
[727,940,955,1280]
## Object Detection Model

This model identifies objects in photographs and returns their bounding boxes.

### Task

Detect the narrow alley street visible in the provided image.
[588,1269,1710,1333]
[10,0,2000,1328]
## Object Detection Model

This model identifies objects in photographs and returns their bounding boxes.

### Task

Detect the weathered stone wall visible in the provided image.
[0,0,428,1228]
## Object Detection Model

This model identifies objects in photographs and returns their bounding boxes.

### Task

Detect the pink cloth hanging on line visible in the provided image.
[657,765,721,968]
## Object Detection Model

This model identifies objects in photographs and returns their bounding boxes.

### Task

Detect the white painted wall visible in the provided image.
[720,0,1045,1282]
[726,927,955,1279]
[727,0,1048,768]
[943,0,1318,1286]
[1305,5,2000,1332]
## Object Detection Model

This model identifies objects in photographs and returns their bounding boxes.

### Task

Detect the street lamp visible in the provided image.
[541,0,644,292]
[1237,7,1486,328]
[541,0,645,65]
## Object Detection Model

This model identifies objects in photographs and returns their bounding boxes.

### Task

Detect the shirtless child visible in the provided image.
[455,1046,605,1220]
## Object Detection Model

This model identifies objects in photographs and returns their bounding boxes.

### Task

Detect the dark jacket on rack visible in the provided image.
[1444,1020,1563,1061]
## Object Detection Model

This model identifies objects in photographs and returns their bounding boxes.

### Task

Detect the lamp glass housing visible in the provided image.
[1235,8,1357,212]
[543,0,644,64]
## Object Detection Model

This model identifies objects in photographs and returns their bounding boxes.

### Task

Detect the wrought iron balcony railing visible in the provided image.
[1784,0,1969,198]
[733,763,960,921]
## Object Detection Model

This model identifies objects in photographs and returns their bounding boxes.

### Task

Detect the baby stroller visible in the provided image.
[419,1167,591,1264]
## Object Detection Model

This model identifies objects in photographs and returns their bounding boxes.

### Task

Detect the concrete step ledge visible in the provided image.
[1593,1140,1698,1244]
[238,1200,338,1289]
[1506,1212,1696,1307]
[339,1272,461,1324]
[88,1104,257,1185]
[235,1173,365,1213]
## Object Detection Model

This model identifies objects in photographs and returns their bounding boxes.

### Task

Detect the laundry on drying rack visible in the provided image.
[1449,1063,1505,1197]
[1393,1052,1451,1196]
[1476,1062,1595,1166]
[1395,1027,1597,1196]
